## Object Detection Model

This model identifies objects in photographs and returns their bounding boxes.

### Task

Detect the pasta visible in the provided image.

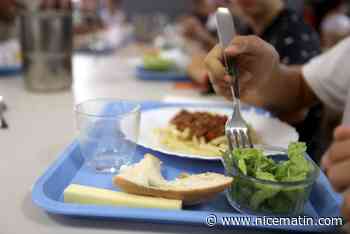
[155,124,261,158]
[155,110,262,158]
[155,125,228,157]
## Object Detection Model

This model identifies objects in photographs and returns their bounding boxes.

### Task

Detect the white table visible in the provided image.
[0,50,345,234]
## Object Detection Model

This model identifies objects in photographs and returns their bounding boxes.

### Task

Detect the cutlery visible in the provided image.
[216,7,253,150]
[0,96,8,129]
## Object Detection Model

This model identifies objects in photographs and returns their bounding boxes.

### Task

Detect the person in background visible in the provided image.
[0,0,17,22]
[0,0,72,20]
[181,0,218,51]
[180,0,248,51]
[310,0,350,49]
[184,0,322,64]
[74,0,104,35]
[191,0,217,26]
[310,0,347,33]
[100,0,125,27]
[181,0,222,94]
[188,0,322,157]
[0,0,72,40]
[234,0,320,65]
[0,0,17,41]
[0,0,105,37]
[205,35,350,220]
[231,0,323,158]
[285,0,305,15]
[183,0,249,93]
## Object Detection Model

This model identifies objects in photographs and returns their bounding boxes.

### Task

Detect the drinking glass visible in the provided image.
[75,99,140,173]
[19,10,73,92]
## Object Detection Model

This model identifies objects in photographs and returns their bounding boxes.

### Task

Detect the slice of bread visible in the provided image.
[113,154,233,205]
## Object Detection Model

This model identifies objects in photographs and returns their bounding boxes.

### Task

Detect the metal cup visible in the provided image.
[19,10,73,92]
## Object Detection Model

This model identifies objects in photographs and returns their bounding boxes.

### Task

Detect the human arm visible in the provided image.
[181,16,217,51]
[205,34,350,220]
[204,35,318,115]
[322,126,350,221]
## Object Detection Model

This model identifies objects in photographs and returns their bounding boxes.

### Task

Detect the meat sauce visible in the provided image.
[170,110,228,142]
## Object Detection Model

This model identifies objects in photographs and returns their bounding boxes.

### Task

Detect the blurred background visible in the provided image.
[1,0,350,161]
[2,2,350,234]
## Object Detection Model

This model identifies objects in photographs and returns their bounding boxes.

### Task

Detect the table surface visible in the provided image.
[0,45,347,234]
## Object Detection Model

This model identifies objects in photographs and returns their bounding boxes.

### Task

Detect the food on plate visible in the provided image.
[171,110,228,142]
[64,184,182,210]
[156,110,261,157]
[143,55,175,71]
[223,142,319,214]
[113,154,233,205]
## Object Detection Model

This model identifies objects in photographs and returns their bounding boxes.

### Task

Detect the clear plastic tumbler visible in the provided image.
[75,99,140,173]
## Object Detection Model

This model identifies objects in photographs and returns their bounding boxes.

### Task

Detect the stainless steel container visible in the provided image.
[19,11,73,92]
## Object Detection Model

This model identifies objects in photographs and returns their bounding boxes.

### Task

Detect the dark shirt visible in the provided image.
[242,8,321,65]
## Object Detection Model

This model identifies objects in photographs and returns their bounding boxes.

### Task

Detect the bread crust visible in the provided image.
[113,174,233,205]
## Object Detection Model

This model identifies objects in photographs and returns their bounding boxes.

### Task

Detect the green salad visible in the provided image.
[223,142,318,214]
[143,55,175,71]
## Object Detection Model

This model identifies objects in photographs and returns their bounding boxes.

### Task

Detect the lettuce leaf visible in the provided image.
[229,142,310,182]
[225,142,314,214]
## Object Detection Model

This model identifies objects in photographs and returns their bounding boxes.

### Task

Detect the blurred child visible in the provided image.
[233,0,321,65]
[181,0,218,50]
[311,0,350,49]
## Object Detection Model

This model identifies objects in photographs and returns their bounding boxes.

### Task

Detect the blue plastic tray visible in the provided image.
[135,66,190,82]
[0,66,22,76]
[32,101,343,232]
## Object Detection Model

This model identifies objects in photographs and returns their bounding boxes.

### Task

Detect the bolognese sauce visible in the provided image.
[170,110,228,142]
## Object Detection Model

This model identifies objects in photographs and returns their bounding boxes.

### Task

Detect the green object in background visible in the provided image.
[223,142,316,214]
[143,55,175,71]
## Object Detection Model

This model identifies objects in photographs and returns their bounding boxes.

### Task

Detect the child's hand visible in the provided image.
[322,126,350,220]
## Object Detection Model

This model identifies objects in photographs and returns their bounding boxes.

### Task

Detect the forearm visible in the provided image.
[262,65,318,114]
[205,36,321,113]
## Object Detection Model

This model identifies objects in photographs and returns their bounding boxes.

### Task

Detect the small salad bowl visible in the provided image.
[221,144,320,216]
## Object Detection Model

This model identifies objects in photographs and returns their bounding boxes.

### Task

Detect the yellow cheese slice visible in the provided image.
[64,184,182,210]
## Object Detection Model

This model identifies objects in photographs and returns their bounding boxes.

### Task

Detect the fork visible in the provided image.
[216,7,253,150]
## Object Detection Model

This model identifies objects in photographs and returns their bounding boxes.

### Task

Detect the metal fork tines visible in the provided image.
[225,112,253,150]
[216,7,253,150]
[224,67,253,149]
[225,56,253,150]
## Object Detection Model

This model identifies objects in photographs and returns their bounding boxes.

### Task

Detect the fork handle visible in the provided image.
[225,57,243,118]
[226,51,242,115]
[227,58,239,99]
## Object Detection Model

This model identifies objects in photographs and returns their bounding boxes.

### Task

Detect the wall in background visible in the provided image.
[121,0,305,20]
[19,0,305,19]
[121,0,191,21]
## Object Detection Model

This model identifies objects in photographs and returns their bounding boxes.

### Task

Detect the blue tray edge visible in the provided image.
[31,101,343,233]
[135,66,190,82]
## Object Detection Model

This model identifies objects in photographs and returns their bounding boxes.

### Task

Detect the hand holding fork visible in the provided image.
[215,7,253,150]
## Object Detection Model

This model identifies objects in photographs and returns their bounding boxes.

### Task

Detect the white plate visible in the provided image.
[138,107,299,160]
